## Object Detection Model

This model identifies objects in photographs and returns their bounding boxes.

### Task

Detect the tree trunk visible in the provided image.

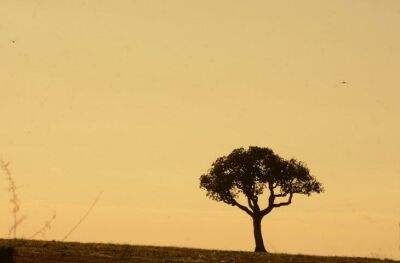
[253,215,267,252]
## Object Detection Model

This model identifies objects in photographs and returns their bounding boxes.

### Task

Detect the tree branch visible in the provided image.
[260,183,275,216]
[231,199,253,216]
[247,197,254,210]
[273,192,293,208]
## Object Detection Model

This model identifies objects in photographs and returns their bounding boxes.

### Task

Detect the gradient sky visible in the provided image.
[1,0,399,259]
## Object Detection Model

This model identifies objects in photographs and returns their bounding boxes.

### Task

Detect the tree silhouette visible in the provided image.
[200,146,323,252]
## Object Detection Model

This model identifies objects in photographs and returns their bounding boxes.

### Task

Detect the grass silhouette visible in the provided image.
[1,159,102,242]
[62,191,103,241]
[30,212,57,239]
[0,159,26,239]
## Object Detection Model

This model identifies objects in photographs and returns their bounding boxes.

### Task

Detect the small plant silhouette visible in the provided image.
[30,212,57,239]
[1,159,26,239]
[1,159,57,240]
[62,191,103,241]
[1,158,103,242]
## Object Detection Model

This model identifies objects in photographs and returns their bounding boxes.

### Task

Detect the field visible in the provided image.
[0,239,398,263]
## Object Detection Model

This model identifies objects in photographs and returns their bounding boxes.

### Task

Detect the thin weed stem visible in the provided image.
[62,191,103,241]
[30,211,57,239]
[1,159,24,239]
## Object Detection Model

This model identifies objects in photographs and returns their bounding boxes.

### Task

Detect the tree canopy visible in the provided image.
[200,146,323,252]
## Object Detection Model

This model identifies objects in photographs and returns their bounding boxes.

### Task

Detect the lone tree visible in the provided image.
[200,146,323,252]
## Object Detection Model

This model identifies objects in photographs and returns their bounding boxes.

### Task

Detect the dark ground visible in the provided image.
[0,239,398,263]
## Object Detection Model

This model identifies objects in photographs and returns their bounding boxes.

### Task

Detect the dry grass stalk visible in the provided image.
[0,159,25,239]
[8,215,27,237]
[62,191,103,241]
[30,211,57,239]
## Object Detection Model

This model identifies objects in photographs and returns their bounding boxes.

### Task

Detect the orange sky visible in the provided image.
[1,0,399,259]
